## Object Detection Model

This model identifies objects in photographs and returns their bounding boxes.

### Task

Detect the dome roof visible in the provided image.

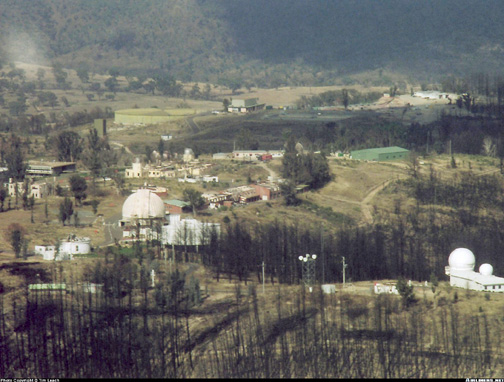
[448,248,475,271]
[122,189,165,221]
[479,263,493,276]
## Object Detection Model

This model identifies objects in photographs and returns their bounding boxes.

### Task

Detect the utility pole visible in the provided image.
[321,223,325,284]
[342,256,348,288]
[262,261,265,294]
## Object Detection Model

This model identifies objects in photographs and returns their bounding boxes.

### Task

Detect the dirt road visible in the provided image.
[360,175,408,224]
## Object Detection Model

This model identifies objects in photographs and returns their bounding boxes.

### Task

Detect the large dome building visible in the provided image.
[448,248,475,272]
[445,248,504,292]
[122,189,165,222]
[120,188,166,241]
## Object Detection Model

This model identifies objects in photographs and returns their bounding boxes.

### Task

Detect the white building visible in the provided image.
[120,188,166,241]
[227,98,265,113]
[161,214,220,246]
[5,178,50,199]
[183,148,195,162]
[34,235,91,261]
[413,91,457,100]
[121,188,166,226]
[212,152,230,160]
[445,248,504,292]
[374,282,399,295]
[125,158,144,178]
[232,149,284,161]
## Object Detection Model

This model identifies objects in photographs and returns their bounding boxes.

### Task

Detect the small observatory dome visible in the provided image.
[122,189,165,221]
[295,142,304,154]
[479,263,494,276]
[448,248,476,272]
[183,148,195,162]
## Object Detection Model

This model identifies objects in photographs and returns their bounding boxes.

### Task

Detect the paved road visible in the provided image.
[100,212,123,246]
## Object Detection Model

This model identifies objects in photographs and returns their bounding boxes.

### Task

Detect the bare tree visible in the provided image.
[482,136,496,157]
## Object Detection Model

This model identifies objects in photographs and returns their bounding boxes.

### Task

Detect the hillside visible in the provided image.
[1,0,504,85]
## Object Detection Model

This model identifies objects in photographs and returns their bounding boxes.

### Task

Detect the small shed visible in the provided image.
[350,146,410,162]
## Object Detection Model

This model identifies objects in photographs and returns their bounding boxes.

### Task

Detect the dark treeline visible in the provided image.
[296,89,383,109]
[408,171,503,210]
[298,111,504,156]
[0,106,113,135]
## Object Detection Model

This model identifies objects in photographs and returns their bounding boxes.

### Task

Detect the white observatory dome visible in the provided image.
[479,263,494,276]
[122,189,165,221]
[448,248,476,272]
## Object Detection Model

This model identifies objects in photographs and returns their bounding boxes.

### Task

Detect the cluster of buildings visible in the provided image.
[203,182,282,208]
[120,188,220,246]
[213,150,284,161]
[125,150,214,180]
[119,181,282,245]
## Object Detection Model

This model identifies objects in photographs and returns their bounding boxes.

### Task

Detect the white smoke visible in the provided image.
[4,28,50,67]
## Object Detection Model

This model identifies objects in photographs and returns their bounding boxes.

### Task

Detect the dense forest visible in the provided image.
[1,0,504,85]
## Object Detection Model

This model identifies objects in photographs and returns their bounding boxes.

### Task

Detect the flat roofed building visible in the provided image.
[27,161,76,176]
[350,146,410,162]
[213,152,230,160]
[252,183,281,200]
[223,185,259,203]
[232,150,265,161]
[228,98,266,113]
[232,150,284,161]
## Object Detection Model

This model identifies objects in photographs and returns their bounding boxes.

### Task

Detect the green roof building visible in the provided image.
[350,146,410,162]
